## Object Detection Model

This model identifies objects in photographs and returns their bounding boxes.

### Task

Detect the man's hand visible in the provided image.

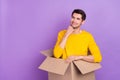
[59,26,74,49]
[65,26,74,37]
[65,56,83,63]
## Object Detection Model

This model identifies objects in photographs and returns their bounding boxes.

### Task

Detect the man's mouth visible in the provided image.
[72,22,77,25]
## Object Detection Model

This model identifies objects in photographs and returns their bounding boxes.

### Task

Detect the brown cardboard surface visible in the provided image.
[73,72,95,80]
[39,49,102,80]
[73,60,101,74]
[39,57,69,75]
[40,48,53,57]
[48,62,95,80]
[48,63,72,80]
[71,62,95,80]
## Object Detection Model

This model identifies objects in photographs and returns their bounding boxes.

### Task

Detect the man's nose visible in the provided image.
[73,19,77,22]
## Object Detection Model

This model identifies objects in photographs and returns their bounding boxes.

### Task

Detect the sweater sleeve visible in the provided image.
[53,30,65,58]
[88,34,102,62]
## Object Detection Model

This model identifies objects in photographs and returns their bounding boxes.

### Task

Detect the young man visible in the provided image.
[53,9,102,63]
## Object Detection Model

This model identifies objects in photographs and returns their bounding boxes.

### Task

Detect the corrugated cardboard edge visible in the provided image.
[73,60,102,74]
[40,48,53,57]
[38,57,70,75]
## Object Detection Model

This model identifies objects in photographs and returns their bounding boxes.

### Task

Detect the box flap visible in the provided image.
[40,48,53,57]
[39,57,69,75]
[73,60,101,74]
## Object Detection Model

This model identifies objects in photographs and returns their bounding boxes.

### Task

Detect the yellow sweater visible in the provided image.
[53,30,102,62]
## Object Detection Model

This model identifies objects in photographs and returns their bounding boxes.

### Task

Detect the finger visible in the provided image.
[65,60,69,63]
[65,59,71,63]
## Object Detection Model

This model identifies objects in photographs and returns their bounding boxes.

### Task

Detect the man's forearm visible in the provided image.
[66,55,95,63]
[59,34,69,49]
[75,55,94,63]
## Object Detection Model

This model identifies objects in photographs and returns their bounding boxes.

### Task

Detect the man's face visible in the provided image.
[70,13,84,29]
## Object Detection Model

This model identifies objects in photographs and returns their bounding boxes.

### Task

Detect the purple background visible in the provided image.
[1,0,120,80]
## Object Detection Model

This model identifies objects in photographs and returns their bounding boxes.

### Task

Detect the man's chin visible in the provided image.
[72,26,79,29]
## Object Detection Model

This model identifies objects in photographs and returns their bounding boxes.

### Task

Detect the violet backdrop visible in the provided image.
[1,0,120,80]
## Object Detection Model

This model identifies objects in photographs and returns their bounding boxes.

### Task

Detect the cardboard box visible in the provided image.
[38,48,102,80]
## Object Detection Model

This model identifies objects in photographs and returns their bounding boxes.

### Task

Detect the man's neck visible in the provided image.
[73,28,82,34]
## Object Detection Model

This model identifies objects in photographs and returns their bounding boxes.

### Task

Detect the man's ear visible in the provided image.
[82,20,85,25]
